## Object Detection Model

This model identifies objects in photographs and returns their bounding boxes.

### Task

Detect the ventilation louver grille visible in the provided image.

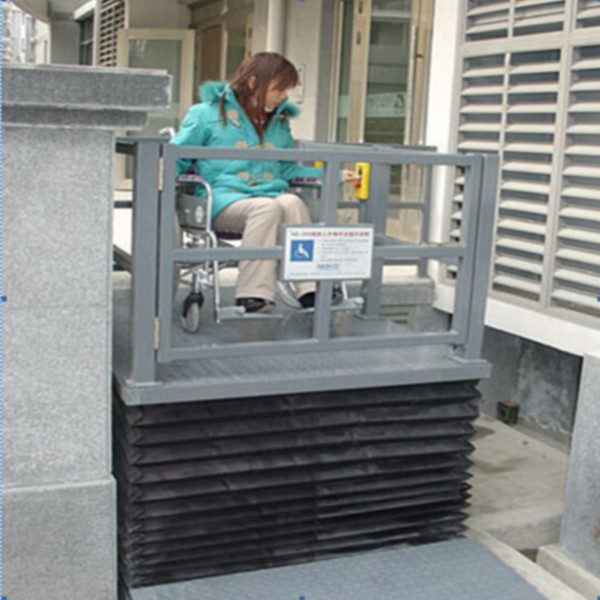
[450,54,506,279]
[513,0,566,36]
[493,48,561,300]
[577,0,600,28]
[466,1,510,42]
[455,1,600,325]
[98,0,125,67]
[552,44,600,316]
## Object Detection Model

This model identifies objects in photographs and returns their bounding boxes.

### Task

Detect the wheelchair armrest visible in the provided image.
[288,177,321,188]
[214,230,243,241]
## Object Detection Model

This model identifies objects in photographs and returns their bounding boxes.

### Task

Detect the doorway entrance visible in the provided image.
[333,0,434,240]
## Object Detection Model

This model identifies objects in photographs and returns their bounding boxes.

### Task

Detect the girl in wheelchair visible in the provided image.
[172,52,357,314]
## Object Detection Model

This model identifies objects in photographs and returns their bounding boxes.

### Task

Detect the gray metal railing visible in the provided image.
[114,138,498,384]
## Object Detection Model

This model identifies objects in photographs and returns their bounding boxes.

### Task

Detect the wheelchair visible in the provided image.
[173,166,358,333]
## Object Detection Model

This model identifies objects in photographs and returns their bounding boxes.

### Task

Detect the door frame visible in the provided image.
[114,28,194,189]
[330,0,433,146]
[117,28,196,123]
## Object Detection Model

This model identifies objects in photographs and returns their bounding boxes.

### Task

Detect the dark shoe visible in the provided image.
[298,292,316,309]
[332,283,344,305]
[298,285,345,309]
[235,297,276,313]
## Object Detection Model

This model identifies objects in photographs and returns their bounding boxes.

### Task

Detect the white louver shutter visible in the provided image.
[551,44,600,317]
[454,1,600,327]
[449,53,505,280]
[465,1,510,42]
[513,0,566,36]
[576,0,600,29]
[493,48,562,300]
[459,54,505,155]
[98,0,125,67]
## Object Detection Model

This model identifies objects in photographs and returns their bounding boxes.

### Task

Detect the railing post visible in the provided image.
[418,164,434,277]
[361,164,391,317]
[312,159,341,340]
[130,139,162,384]
[456,153,499,360]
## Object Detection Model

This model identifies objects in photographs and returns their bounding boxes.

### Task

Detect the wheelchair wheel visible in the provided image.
[180,291,204,333]
[276,281,301,308]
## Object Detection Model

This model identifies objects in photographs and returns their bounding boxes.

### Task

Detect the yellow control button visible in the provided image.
[354,162,370,201]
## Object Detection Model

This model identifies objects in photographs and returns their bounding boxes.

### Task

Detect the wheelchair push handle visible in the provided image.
[176,161,212,193]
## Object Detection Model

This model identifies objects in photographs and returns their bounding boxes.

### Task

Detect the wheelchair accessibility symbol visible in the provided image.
[291,240,314,262]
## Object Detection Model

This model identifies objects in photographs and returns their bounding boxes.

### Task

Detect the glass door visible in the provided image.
[335,0,432,146]
[364,0,413,145]
[196,24,223,94]
[117,29,195,136]
[224,0,253,78]
[191,1,253,90]
[115,29,195,188]
[333,0,433,240]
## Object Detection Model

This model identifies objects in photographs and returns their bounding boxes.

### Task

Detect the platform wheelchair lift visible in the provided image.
[173,164,358,332]
[112,138,500,598]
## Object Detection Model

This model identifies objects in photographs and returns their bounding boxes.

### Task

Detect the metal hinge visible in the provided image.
[154,317,160,350]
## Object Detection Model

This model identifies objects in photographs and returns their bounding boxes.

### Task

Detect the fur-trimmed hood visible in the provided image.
[172,79,322,219]
[198,80,300,118]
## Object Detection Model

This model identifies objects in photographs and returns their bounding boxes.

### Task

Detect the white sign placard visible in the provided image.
[282,226,374,281]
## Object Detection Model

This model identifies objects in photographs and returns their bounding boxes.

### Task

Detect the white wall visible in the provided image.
[128,0,190,29]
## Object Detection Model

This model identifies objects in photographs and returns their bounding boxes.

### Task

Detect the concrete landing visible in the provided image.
[468,415,569,551]
[538,544,600,600]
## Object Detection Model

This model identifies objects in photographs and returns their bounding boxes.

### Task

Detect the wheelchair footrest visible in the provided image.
[297,297,364,314]
[217,306,285,321]
[335,297,364,311]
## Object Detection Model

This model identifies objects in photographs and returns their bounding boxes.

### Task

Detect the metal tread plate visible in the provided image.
[129,538,546,600]
[112,284,490,405]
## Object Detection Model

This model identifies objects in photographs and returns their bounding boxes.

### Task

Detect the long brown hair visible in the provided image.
[219,52,299,139]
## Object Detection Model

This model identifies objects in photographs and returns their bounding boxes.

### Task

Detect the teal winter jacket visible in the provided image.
[171,81,323,218]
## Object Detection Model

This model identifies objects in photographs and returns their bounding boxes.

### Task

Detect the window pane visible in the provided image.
[128,39,182,133]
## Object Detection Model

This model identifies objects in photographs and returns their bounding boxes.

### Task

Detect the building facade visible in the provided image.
[9,0,600,440]
[2,0,49,63]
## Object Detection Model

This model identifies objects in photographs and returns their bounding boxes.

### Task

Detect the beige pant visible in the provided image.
[213,193,316,301]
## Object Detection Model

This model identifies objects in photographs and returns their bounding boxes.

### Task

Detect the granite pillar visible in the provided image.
[2,63,170,600]
[538,351,600,598]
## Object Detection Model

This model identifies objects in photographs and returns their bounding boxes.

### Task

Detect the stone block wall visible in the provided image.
[2,63,170,600]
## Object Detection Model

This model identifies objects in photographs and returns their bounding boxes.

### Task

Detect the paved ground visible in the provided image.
[468,414,569,552]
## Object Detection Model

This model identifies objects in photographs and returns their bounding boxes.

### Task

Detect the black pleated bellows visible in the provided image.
[114,382,480,589]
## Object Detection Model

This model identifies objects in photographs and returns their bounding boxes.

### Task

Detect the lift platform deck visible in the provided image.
[113,272,490,405]
[128,538,551,600]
